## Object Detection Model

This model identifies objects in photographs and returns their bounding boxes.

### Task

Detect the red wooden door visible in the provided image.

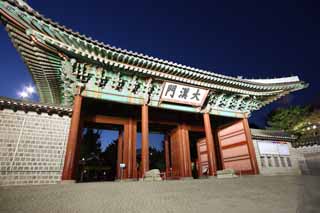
[217,120,259,174]
[196,138,209,176]
[170,128,181,177]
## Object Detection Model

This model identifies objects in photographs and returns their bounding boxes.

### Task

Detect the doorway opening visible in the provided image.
[77,126,121,182]
[148,133,165,171]
[136,133,166,171]
[136,122,175,178]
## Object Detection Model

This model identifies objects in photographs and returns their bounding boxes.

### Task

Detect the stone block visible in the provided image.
[217,169,238,179]
[144,169,163,181]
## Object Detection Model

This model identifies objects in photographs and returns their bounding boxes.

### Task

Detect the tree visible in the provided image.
[80,128,102,159]
[249,122,261,129]
[100,139,118,180]
[149,146,165,171]
[266,106,310,133]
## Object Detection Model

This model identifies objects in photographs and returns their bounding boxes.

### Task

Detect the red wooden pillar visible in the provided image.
[123,123,130,179]
[116,129,123,179]
[203,113,217,176]
[169,125,192,178]
[131,119,137,178]
[124,118,138,179]
[170,128,179,177]
[118,118,137,179]
[164,135,170,176]
[62,94,83,180]
[140,104,149,177]
[181,124,192,177]
[73,120,84,179]
[243,118,259,174]
[178,126,185,177]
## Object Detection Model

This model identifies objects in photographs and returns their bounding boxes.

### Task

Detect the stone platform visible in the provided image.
[1,175,319,213]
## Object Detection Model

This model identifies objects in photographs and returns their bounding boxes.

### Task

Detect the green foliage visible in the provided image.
[100,140,118,179]
[80,128,102,159]
[149,146,165,171]
[266,106,310,133]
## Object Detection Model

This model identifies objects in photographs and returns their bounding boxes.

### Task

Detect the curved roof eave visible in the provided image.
[0,0,308,105]
[1,0,308,88]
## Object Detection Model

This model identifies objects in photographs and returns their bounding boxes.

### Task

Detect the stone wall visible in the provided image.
[0,109,70,186]
[253,139,301,176]
[295,145,320,175]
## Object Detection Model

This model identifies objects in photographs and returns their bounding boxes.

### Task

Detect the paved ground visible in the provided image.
[0,175,319,213]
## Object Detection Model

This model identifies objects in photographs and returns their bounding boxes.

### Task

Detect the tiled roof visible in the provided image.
[0,0,307,105]
[251,128,296,141]
[0,96,72,116]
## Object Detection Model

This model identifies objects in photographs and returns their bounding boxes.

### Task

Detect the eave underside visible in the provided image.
[1,17,62,104]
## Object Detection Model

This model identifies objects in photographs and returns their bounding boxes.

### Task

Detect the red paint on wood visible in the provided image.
[140,104,149,177]
[217,119,259,175]
[131,119,137,178]
[243,118,259,174]
[169,125,192,178]
[197,138,209,177]
[181,124,192,177]
[116,130,123,179]
[62,95,83,180]
[123,124,130,179]
[203,113,217,176]
[164,135,170,177]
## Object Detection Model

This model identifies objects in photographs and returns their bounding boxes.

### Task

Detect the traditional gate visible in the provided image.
[217,120,259,174]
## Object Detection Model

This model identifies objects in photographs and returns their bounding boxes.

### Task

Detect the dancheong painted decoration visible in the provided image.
[0,0,307,118]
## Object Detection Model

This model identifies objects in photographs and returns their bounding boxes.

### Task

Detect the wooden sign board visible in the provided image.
[160,82,209,107]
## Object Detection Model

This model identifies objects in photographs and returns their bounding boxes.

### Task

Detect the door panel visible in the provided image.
[170,128,181,177]
[197,138,209,176]
[218,120,258,174]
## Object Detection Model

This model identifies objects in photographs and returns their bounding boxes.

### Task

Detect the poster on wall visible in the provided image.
[277,143,290,155]
[257,141,290,156]
[257,141,278,155]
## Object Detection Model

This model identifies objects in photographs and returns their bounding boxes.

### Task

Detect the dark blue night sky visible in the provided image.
[1,0,319,132]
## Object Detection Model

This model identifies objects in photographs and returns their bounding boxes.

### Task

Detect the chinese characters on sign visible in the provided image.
[160,82,209,106]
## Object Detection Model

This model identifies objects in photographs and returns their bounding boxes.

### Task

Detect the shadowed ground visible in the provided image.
[0,176,319,213]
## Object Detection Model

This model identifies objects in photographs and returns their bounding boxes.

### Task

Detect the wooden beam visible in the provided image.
[148,120,178,126]
[84,115,128,125]
[188,125,205,132]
